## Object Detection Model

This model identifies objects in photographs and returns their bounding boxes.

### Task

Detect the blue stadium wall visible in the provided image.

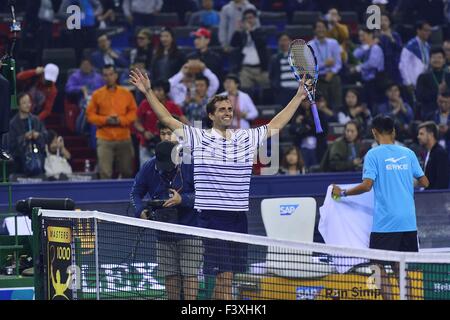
[1,173,449,248]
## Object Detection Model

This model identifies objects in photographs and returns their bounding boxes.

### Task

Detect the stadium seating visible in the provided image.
[42,48,77,71]
[259,11,287,30]
[285,25,314,41]
[292,11,322,25]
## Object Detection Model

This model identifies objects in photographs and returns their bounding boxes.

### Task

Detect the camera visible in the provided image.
[145,196,179,224]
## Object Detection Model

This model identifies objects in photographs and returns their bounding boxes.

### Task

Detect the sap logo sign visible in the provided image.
[280,204,299,216]
[296,286,324,300]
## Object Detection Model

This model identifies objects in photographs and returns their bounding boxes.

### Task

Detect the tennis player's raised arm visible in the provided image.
[266,81,307,137]
[129,69,183,132]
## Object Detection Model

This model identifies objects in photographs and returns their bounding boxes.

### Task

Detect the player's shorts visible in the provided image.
[198,210,248,276]
[369,231,419,252]
[157,237,204,277]
[369,231,418,267]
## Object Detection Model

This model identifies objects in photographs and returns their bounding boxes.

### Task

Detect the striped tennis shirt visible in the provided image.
[182,124,268,211]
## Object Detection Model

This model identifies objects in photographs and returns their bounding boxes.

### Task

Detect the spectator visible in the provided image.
[188,0,220,27]
[219,74,258,129]
[218,0,257,51]
[122,0,163,29]
[289,99,329,169]
[309,20,343,112]
[399,21,432,89]
[325,8,350,63]
[127,28,154,70]
[315,94,335,120]
[182,75,210,125]
[98,0,120,28]
[230,8,269,93]
[151,27,186,82]
[8,93,47,175]
[91,34,129,70]
[443,40,450,66]
[377,13,403,84]
[86,65,137,179]
[427,92,450,158]
[320,121,364,172]
[417,121,450,189]
[135,80,188,165]
[376,83,414,142]
[352,28,384,111]
[17,64,59,121]
[65,58,105,109]
[278,146,305,175]
[169,59,219,106]
[338,89,371,137]
[416,48,450,119]
[186,28,223,80]
[44,130,72,180]
[269,33,298,106]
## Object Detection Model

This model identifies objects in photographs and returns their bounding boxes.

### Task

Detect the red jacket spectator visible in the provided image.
[17,64,59,121]
[136,99,184,146]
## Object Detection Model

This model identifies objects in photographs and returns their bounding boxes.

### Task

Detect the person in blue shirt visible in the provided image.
[352,28,384,112]
[130,126,201,300]
[308,20,343,113]
[332,115,429,300]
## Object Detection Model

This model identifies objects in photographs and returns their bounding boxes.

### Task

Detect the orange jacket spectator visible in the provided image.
[86,85,137,141]
[327,22,350,63]
[16,66,59,121]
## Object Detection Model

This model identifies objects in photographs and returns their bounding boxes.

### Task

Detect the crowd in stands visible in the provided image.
[1,0,450,189]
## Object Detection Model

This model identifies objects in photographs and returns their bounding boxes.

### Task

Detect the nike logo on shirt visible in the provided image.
[385,156,407,163]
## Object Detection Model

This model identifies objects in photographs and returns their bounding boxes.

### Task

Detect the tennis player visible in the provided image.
[332,115,429,299]
[130,68,307,300]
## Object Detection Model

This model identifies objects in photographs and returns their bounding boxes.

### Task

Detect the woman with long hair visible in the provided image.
[151,27,186,81]
[279,145,306,175]
[337,89,371,137]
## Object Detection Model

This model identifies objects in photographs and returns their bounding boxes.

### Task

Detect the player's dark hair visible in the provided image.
[418,121,438,140]
[371,115,395,135]
[206,95,230,116]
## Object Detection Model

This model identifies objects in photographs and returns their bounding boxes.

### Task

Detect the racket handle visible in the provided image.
[310,102,323,133]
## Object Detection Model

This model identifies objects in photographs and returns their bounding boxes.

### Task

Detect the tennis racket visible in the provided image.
[288,39,323,133]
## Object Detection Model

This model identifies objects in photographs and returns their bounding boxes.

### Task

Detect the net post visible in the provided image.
[94,217,100,300]
[74,237,83,300]
[32,207,43,300]
[399,257,407,300]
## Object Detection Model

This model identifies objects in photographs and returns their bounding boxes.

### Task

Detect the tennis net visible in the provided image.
[34,209,450,300]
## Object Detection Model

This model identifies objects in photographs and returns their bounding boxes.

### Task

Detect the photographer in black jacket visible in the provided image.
[130,135,202,300]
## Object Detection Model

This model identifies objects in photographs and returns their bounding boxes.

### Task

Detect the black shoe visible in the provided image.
[0,149,11,161]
